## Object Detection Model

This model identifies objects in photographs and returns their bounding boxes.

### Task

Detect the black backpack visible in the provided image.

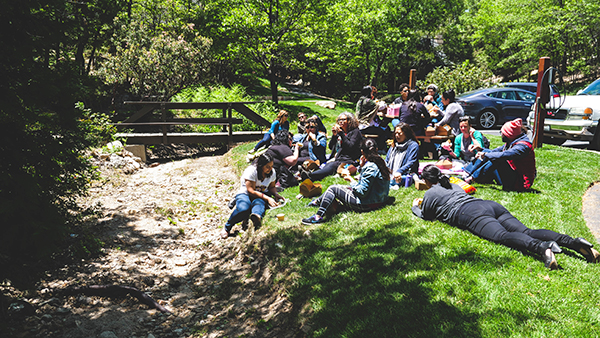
[481,134,491,149]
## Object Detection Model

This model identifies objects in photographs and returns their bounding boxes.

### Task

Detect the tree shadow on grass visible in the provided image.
[272,221,484,338]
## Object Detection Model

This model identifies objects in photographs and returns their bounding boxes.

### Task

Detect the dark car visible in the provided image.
[498,82,559,98]
[456,88,536,129]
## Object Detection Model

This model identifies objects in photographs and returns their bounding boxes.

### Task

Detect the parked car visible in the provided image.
[456,88,536,129]
[527,78,600,148]
[498,82,559,98]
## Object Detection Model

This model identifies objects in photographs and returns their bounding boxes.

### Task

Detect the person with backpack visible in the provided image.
[464,118,535,191]
[443,116,489,163]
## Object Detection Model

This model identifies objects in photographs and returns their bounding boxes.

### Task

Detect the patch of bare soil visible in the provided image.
[2,150,306,338]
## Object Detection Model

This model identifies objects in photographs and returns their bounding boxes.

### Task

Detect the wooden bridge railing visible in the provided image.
[114,101,271,146]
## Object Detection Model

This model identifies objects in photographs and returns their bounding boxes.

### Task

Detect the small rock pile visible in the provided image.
[90,141,147,175]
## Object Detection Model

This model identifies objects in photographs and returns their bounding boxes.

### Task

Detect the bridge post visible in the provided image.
[409,69,417,89]
[533,57,551,148]
[161,102,168,144]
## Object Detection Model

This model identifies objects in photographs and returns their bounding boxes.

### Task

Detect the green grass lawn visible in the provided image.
[229,100,600,337]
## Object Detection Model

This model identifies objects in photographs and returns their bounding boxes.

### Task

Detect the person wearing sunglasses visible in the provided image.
[296,119,327,166]
[301,112,363,182]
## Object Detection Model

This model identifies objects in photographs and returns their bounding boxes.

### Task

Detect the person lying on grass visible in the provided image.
[412,164,600,270]
[302,138,390,225]
[221,153,284,239]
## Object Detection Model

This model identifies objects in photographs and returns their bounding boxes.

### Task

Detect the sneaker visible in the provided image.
[300,169,311,181]
[307,199,319,207]
[302,214,324,225]
[250,213,262,229]
[220,229,229,239]
[227,198,236,209]
[248,149,256,154]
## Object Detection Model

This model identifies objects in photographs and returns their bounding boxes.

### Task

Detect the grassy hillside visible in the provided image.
[227,98,600,337]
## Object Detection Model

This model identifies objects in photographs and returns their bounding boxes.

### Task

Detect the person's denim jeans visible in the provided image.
[225,193,266,231]
[254,133,272,151]
[464,157,499,183]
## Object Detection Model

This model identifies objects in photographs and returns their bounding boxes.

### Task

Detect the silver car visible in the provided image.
[527,78,600,149]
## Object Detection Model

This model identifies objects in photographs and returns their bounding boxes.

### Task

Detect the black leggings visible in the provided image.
[455,200,577,254]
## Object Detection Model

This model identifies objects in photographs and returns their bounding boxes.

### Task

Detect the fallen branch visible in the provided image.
[62,285,171,313]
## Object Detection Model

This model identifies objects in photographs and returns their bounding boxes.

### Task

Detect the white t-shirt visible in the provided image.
[237,165,277,195]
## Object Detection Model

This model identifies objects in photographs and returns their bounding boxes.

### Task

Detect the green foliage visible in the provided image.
[94,15,212,100]
[75,102,118,147]
[218,0,329,102]
[0,1,102,264]
[171,84,279,132]
[416,60,493,95]
[463,0,600,80]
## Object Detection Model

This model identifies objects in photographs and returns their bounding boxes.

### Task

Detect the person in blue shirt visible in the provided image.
[296,118,328,165]
[250,110,290,153]
[302,138,390,224]
[423,84,444,120]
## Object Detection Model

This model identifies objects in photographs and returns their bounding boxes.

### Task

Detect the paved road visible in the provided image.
[479,128,591,149]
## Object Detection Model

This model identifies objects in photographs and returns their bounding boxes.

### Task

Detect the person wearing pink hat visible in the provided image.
[463,118,536,191]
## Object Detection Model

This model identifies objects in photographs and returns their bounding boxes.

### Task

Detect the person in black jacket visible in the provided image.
[302,112,363,182]
[411,165,600,270]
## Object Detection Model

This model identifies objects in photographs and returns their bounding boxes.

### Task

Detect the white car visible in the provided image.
[527,78,600,149]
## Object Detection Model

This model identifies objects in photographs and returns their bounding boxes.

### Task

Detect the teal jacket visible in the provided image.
[454,130,485,161]
[351,162,390,206]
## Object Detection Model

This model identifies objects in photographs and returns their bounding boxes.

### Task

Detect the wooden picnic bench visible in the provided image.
[114,101,271,147]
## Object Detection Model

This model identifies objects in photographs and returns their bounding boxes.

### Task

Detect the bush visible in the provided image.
[171,84,279,133]
[416,60,493,95]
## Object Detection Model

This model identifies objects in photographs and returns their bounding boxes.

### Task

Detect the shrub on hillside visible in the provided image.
[417,60,493,95]
[171,84,279,133]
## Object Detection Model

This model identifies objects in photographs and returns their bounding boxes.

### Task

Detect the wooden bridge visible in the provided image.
[114,101,271,146]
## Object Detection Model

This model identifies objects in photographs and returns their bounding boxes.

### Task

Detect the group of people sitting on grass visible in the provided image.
[222,92,599,270]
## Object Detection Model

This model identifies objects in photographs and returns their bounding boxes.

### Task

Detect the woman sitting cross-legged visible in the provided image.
[411,164,600,270]
[443,116,487,163]
[302,138,390,224]
[385,122,419,188]
[221,153,284,239]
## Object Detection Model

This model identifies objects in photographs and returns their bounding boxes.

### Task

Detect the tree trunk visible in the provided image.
[269,67,278,104]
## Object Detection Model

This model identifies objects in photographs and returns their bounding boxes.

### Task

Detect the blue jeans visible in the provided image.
[254,133,272,151]
[225,193,266,231]
[464,152,516,190]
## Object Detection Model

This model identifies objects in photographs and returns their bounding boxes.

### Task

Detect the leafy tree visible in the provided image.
[297,0,464,98]
[94,16,212,101]
[464,0,600,81]
[0,0,104,261]
[219,0,329,103]
[416,60,493,95]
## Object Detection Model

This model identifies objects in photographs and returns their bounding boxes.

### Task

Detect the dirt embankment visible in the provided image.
[2,148,305,338]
